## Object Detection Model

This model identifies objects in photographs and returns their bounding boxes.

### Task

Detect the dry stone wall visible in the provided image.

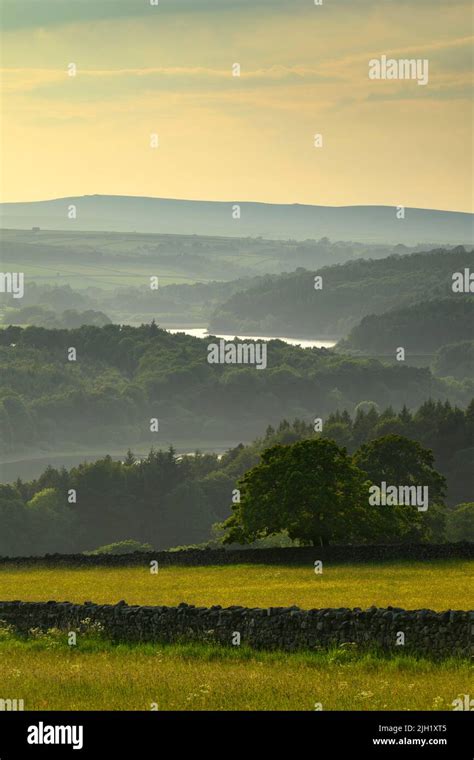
[0,601,470,658]
[0,542,472,568]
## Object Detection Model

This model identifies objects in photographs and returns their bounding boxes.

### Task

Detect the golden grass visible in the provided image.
[0,560,472,611]
[0,638,470,711]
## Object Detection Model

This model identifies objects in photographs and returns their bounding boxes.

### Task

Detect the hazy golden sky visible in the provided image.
[1,0,472,210]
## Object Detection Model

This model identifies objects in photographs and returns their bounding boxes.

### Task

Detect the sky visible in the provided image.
[1,0,472,211]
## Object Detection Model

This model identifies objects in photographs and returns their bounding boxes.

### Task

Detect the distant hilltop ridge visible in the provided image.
[1,194,472,244]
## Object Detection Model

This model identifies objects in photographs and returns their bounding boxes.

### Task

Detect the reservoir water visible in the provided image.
[167,327,337,349]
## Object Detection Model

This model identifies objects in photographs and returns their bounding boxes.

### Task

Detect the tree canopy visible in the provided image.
[222,437,440,546]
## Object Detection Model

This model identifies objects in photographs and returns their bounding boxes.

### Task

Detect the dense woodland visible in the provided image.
[432,341,474,381]
[209,247,472,337]
[0,399,472,555]
[1,304,112,329]
[340,298,474,354]
[0,323,472,456]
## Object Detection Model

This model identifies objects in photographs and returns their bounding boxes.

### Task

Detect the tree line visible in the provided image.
[0,399,472,556]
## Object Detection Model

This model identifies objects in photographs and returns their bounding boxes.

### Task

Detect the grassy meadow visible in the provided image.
[0,635,470,711]
[0,560,471,611]
[0,560,471,711]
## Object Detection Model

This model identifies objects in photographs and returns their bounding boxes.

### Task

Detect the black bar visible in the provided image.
[0,711,471,757]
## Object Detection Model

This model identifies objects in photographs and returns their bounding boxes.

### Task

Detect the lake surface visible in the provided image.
[167,327,337,349]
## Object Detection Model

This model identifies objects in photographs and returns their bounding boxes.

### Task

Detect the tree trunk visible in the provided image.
[312,536,330,547]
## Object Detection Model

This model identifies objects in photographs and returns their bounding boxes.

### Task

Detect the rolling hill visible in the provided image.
[209,247,474,338]
[1,195,473,244]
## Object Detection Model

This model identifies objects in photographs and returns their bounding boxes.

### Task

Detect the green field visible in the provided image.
[0,255,199,289]
[1,560,471,711]
[0,230,211,289]
[0,636,469,711]
[0,228,281,291]
[0,560,471,611]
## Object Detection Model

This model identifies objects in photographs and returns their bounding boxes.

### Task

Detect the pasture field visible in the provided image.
[0,560,471,611]
[0,254,199,289]
[0,635,470,711]
[0,560,471,711]
[0,228,278,291]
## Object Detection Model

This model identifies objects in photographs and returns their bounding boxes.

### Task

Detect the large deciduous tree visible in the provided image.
[353,434,447,542]
[223,438,374,546]
[353,435,447,506]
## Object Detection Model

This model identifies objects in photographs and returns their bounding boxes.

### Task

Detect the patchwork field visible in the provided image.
[0,560,472,611]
